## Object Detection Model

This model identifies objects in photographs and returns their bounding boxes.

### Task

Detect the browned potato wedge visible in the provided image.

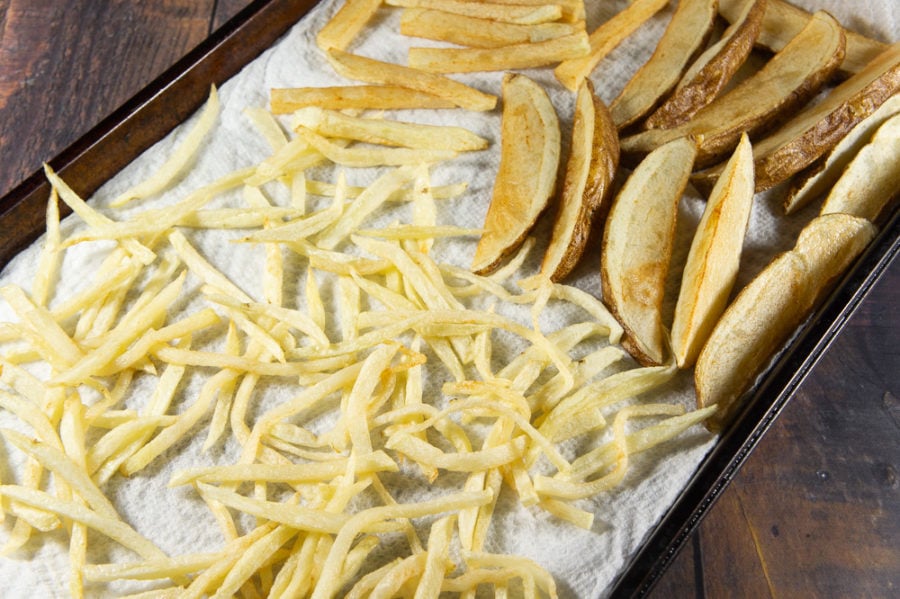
[472,74,561,275]
[693,42,900,194]
[601,136,697,366]
[719,0,888,75]
[644,0,766,130]
[820,111,900,222]
[671,134,754,369]
[608,0,718,130]
[541,79,619,282]
[695,213,877,431]
[621,10,846,168]
[784,93,900,215]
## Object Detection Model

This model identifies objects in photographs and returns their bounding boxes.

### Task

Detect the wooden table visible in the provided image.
[0,1,896,596]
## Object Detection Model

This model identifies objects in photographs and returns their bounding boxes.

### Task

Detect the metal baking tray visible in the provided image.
[1,0,896,596]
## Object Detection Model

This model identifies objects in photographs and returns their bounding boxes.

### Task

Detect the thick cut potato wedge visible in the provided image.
[608,0,718,130]
[541,80,619,282]
[644,0,766,130]
[695,213,876,431]
[554,0,669,91]
[671,134,754,369]
[472,74,561,275]
[693,42,900,194]
[407,32,590,73]
[718,0,888,75]
[325,48,497,111]
[820,111,900,223]
[621,11,846,168]
[601,136,697,366]
[785,93,900,214]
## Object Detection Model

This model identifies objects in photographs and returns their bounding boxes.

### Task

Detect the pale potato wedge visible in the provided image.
[644,0,766,130]
[695,213,877,431]
[671,134,754,369]
[608,0,718,130]
[820,111,900,223]
[472,74,561,275]
[785,93,900,215]
[621,11,846,168]
[541,79,619,282]
[601,136,697,366]
[719,0,888,75]
[693,42,900,194]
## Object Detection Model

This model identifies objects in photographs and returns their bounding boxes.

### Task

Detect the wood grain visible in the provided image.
[0,1,896,597]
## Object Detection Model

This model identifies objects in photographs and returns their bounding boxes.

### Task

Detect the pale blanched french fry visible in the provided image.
[386,0,564,24]
[401,8,580,48]
[325,48,497,111]
[271,85,457,112]
[316,0,383,51]
[407,32,590,73]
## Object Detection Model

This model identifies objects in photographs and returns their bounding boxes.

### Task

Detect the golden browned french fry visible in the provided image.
[820,111,900,223]
[693,41,900,194]
[784,93,900,214]
[671,134,754,369]
[621,11,846,168]
[472,74,560,275]
[554,0,669,91]
[270,85,456,113]
[316,0,383,51]
[541,79,618,282]
[695,213,876,431]
[325,48,497,111]
[400,8,580,49]
[486,0,584,23]
[407,31,589,73]
[719,0,888,74]
[385,0,563,25]
[644,0,766,129]
[608,0,718,130]
[601,136,697,366]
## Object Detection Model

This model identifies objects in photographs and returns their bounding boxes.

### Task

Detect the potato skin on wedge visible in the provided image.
[608,0,718,130]
[695,213,876,431]
[472,74,560,275]
[671,133,754,369]
[644,0,766,130]
[621,10,846,168]
[693,42,900,195]
[541,79,619,282]
[601,136,697,366]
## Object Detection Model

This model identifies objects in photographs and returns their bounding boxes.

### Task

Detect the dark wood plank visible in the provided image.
[0,0,216,198]
[212,0,254,30]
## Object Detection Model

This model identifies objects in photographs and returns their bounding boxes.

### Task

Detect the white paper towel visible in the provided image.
[0,1,896,597]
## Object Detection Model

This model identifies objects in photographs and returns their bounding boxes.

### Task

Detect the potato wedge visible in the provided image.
[601,136,697,366]
[407,32,590,73]
[718,0,888,75]
[695,213,876,431]
[400,8,580,49]
[820,111,900,223]
[671,134,754,369]
[621,10,846,168]
[644,0,766,129]
[472,74,560,275]
[541,80,619,282]
[554,0,669,92]
[693,41,900,194]
[325,48,497,112]
[785,93,900,214]
[608,0,718,130]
